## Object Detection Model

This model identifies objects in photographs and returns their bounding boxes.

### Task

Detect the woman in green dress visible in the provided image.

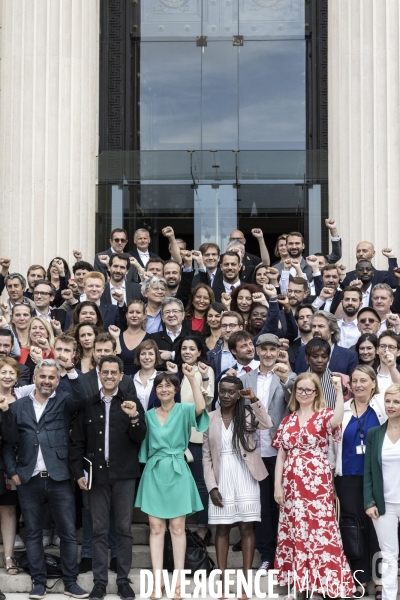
[135,363,210,600]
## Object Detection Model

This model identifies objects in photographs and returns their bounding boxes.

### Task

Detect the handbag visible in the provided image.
[14,550,63,579]
[163,526,215,575]
[335,498,363,560]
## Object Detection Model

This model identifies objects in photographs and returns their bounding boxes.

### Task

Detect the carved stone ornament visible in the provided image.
[252,0,284,8]
[159,0,190,8]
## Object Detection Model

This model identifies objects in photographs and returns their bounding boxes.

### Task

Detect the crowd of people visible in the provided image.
[0,220,400,600]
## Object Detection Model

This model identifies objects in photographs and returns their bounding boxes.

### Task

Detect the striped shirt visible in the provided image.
[308,367,337,409]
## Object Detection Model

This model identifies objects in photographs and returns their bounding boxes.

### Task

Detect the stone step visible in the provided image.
[4,546,261,570]
[17,524,242,547]
[0,569,281,595]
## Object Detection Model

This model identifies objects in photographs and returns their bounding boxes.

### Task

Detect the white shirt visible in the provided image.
[100,390,116,461]
[337,318,361,349]
[138,250,150,266]
[236,360,259,377]
[109,282,126,306]
[134,370,157,412]
[376,367,394,395]
[253,370,277,457]
[362,284,372,309]
[312,295,333,313]
[382,434,400,503]
[166,327,181,342]
[223,279,241,295]
[378,319,387,336]
[35,308,52,322]
[30,370,78,477]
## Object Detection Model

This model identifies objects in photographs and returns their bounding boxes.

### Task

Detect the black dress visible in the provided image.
[119,331,149,376]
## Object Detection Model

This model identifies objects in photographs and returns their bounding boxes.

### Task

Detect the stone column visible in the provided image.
[0,0,99,276]
[328,0,400,270]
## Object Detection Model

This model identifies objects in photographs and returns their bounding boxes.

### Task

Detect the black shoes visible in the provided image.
[89,583,107,600]
[29,584,46,600]
[117,582,135,600]
[79,557,93,574]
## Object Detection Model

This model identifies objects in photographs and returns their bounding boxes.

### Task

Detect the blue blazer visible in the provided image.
[3,375,88,484]
[342,258,398,291]
[294,343,358,377]
[64,301,124,332]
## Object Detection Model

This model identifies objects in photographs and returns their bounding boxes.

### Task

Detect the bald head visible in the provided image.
[356,241,375,262]
[229,230,246,245]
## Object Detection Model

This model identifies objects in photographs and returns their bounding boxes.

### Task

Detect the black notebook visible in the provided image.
[83,457,93,490]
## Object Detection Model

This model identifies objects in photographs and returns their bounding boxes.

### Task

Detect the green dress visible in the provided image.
[135,402,210,519]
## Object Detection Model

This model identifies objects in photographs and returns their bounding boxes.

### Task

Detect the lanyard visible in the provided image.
[353,401,369,445]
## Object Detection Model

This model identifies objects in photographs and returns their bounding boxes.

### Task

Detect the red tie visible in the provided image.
[243,366,251,373]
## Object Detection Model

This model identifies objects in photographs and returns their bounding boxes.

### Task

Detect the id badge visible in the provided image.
[356,444,366,455]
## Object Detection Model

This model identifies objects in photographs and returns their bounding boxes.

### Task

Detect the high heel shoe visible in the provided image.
[173,584,182,600]
[150,583,165,599]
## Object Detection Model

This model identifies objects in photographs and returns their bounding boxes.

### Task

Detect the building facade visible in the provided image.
[0,0,399,275]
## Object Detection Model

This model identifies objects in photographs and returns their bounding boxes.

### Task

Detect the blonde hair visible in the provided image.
[288,372,326,413]
[27,317,55,349]
[350,365,380,397]
[384,384,400,397]
[83,271,105,286]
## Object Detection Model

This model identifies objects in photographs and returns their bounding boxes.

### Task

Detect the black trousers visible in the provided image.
[88,475,136,586]
[255,456,278,563]
[335,475,381,584]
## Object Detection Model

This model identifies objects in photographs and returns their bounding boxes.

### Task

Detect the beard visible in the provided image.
[343,306,358,317]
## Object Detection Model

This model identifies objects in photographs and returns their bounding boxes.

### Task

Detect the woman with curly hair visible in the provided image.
[185,283,215,333]
[203,376,273,599]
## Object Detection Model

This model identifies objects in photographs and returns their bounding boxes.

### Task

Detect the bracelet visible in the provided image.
[202,377,209,381]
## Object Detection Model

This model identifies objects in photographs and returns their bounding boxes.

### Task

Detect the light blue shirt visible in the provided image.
[145,311,162,334]
[220,349,236,373]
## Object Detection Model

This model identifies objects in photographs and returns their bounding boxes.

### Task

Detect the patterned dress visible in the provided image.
[272,408,355,597]
[208,422,261,524]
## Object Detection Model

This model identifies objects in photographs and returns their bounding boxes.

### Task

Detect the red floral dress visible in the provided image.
[272,408,355,597]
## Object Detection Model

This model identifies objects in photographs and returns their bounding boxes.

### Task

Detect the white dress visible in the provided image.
[208,422,261,524]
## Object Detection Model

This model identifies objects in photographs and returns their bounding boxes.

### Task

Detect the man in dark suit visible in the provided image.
[63,272,125,332]
[33,280,67,330]
[82,333,137,397]
[101,253,142,306]
[342,246,398,288]
[149,298,201,364]
[340,260,392,309]
[3,357,89,600]
[294,310,358,376]
[192,243,221,291]
[129,228,160,270]
[228,228,270,267]
[198,251,242,303]
[70,355,145,600]
[288,304,315,369]
[0,328,31,384]
[93,228,129,275]
[305,265,343,314]
[207,311,244,377]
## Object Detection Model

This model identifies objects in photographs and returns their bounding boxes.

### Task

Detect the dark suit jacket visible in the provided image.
[0,410,18,492]
[101,281,142,305]
[129,248,160,270]
[252,299,299,345]
[149,320,199,353]
[206,345,226,378]
[342,258,398,289]
[192,268,221,291]
[294,344,358,377]
[64,301,124,332]
[82,368,137,397]
[16,364,32,386]
[3,375,87,484]
[288,338,303,369]
[197,270,226,303]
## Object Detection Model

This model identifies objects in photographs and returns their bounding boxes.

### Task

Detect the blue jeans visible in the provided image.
[188,442,208,528]
[81,490,117,558]
[17,475,78,586]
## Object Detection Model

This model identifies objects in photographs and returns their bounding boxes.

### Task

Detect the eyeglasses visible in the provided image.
[296,388,317,396]
[100,371,120,377]
[356,267,373,272]
[359,318,379,324]
[288,290,303,296]
[379,344,398,352]
[33,291,51,296]
[221,323,238,330]
[163,309,182,316]
[112,238,127,243]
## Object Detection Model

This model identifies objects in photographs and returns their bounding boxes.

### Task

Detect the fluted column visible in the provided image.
[0,0,99,275]
[328,0,400,270]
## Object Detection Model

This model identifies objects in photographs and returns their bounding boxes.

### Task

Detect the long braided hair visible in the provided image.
[219,376,259,459]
